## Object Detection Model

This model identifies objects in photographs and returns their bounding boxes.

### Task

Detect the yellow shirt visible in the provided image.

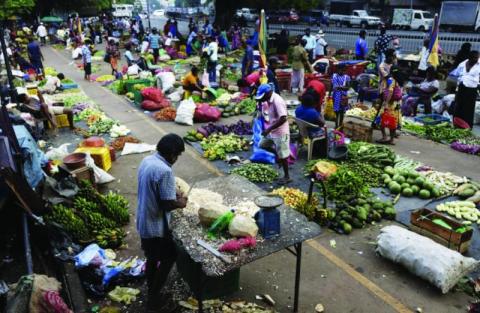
[182,72,198,87]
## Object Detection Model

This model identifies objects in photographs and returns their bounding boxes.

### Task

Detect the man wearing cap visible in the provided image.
[302,28,316,63]
[256,84,291,185]
[315,30,328,59]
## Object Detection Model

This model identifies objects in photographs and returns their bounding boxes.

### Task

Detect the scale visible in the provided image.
[254,195,284,239]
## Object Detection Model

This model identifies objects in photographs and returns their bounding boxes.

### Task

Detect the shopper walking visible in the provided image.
[314,30,328,59]
[454,50,480,128]
[36,23,48,45]
[206,36,218,84]
[374,26,394,68]
[291,38,312,94]
[148,28,161,64]
[302,28,316,63]
[355,30,368,60]
[331,64,351,128]
[106,39,120,76]
[137,134,187,313]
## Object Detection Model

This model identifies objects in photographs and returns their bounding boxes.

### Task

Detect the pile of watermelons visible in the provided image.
[382,166,441,199]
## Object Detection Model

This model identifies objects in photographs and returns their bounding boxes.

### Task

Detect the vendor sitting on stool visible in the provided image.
[17,89,74,130]
[295,92,326,137]
[40,73,65,94]
[182,66,203,99]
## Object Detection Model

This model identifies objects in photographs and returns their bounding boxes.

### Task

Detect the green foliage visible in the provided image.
[0,0,35,20]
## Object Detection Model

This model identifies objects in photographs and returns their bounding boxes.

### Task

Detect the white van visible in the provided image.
[113,4,134,18]
[392,9,433,31]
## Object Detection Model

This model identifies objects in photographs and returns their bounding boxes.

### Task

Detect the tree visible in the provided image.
[0,0,35,20]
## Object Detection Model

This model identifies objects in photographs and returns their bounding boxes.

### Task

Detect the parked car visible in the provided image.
[329,10,381,28]
[392,9,433,31]
[236,8,258,22]
[278,9,300,24]
[301,10,329,26]
[151,9,165,17]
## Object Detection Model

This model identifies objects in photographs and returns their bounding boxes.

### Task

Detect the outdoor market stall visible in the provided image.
[171,175,321,313]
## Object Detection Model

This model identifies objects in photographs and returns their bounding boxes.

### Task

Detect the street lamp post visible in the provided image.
[147,0,151,30]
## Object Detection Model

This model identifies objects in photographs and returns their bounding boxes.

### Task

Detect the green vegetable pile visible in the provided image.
[88,118,118,135]
[63,93,93,108]
[46,181,130,248]
[75,107,102,122]
[224,68,241,82]
[348,142,395,168]
[424,123,472,143]
[231,163,279,183]
[237,98,257,115]
[382,166,440,199]
[403,121,473,144]
[324,167,371,201]
[329,196,396,234]
[61,78,74,84]
[341,162,384,187]
[200,134,249,160]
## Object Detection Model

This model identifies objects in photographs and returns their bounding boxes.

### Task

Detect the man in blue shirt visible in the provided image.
[148,28,162,64]
[81,39,92,81]
[241,40,254,77]
[137,134,187,313]
[27,37,43,74]
[355,30,368,60]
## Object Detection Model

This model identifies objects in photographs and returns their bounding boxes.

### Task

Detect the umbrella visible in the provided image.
[41,16,63,23]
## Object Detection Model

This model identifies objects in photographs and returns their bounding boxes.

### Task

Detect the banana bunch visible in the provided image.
[74,197,99,212]
[102,191,130,226]
[46,204,90,241]
[93,227,126,248]
[80,208,117,232]
[76,180,102,203]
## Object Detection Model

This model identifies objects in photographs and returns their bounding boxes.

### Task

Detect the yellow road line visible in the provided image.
[307,240,412,313]
[49,48,224,177]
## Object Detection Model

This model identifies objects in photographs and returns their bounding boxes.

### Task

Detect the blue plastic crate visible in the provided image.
[414,114,450,126]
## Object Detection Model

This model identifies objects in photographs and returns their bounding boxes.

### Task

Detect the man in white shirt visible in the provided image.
[418,39,430,77]
[302,28,316,63]
[36,23,48,45]
[315,30,328,59]
[40,73,64,94]
[207,36,218,84]
[453,50,480,128]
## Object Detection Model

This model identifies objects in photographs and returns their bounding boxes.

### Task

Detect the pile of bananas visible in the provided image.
[45,180,131,248]
[46,204,90,241]
[93,228,126,248]
[102,191,130,226]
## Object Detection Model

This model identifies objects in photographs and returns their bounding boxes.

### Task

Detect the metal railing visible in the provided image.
[265,24,480,55]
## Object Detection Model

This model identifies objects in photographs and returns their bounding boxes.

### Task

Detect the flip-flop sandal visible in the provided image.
[277,178,293,185]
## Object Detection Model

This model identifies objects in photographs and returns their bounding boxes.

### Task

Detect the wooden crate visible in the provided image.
[342,117,373,142]
[410,208,473,253]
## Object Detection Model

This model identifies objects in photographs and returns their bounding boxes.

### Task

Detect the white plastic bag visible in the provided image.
[201,69,210,88]
[127,64,140,76]
[74,243,107,268]
[45,143,70,161]
[141,41,149,54]
[376,225,479,293]
[156,71,176,92]
[121,143,156,156]
[175,98,196,126]
[85,153,115,184]
[167,90,182,102]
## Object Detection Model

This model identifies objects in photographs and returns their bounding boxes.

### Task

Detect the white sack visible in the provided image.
[376,225,479,293]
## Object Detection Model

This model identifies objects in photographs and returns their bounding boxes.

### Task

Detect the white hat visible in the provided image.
[317,30,325,37]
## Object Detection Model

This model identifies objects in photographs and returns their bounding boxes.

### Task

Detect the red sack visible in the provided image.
[141,87,164,103]
[141,100,169,111]
[194,104,221,123]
